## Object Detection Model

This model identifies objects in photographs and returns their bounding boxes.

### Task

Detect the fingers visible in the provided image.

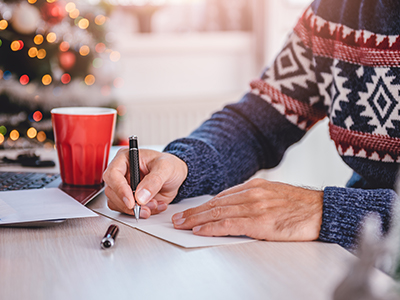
[103,148,135,208]
[192,218,249,237]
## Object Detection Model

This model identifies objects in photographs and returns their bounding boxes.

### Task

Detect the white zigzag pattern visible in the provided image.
[357,68,400,136]
[306,7,399,47]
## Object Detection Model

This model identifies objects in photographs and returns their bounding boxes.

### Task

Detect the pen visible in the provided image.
[129,135,141,222]
[101,224,119,249]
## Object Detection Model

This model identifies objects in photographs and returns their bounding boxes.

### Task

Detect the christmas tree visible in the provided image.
[0,0,120,149]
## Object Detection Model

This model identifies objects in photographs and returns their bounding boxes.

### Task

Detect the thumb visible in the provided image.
[134,172,166,205]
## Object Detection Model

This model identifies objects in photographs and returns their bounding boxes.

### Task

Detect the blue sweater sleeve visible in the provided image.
[320,187,398,250]
[164,92,307,201]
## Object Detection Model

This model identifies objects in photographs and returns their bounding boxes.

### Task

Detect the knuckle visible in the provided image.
[207,199,218,209]
[221,218,232,229]
[211,207,222,219]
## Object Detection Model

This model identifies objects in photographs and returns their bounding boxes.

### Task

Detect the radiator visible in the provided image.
[117,97,232,146]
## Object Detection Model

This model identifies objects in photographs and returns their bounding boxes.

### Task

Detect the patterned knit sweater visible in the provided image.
[164,0,400,250]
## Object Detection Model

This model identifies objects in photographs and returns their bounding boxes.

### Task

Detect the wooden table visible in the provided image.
[0,148,395,300]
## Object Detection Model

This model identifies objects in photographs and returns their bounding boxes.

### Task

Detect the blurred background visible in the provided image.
[0,0,352,188]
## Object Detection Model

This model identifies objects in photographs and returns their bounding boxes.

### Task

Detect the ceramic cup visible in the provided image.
[51,107,116,186]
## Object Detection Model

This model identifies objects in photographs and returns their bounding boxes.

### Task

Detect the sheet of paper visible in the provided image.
[0,188,97,224]
[94,195,254,248]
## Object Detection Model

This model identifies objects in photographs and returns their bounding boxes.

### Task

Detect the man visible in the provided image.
[103,0,400,250]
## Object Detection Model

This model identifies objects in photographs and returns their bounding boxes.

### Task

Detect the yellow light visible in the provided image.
[69,9,80,19]
[65,2,76,13]
[34,34,43,45]
[0,20,8,30]
[10,41,20,51]
[78,18,89,29]
[46,0,56,3]
[27,127,37,139]
[10,130,19,141]
[84,74,95,86]
[28,0,37,3]
[79,45,90,56]
[0,134,3,144]
[37,131,46,142]
[95,15,106,26]
[37,49,46,59]
[28,47,38,58]
[110,51,121,62]
[42,74,52,85]
[46,32,57,43]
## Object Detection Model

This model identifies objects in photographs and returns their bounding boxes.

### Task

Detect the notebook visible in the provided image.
[0,171,103,227]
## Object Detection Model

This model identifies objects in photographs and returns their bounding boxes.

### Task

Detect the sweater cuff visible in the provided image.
[319,186,396,250]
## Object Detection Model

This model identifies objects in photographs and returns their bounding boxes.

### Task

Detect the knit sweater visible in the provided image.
[164,0,400,250]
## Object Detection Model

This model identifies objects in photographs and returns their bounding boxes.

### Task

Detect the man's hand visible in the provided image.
[172,178,323,241]
[103,148,188,218]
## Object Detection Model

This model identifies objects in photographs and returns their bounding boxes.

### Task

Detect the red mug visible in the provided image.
[51,107,116,186]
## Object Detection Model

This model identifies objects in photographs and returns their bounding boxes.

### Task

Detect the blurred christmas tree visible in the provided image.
[0,0,121,149]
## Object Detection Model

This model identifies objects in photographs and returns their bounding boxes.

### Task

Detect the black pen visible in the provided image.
[129,135,141,221]
[101,224,119,249]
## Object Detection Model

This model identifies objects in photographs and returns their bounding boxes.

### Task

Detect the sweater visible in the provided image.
[164,0,400,250]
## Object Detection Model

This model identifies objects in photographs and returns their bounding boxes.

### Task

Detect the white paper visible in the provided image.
[0,188,97,224]
[94,195,254,248]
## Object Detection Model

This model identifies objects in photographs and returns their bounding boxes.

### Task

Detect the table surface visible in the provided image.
[0,148,395,300]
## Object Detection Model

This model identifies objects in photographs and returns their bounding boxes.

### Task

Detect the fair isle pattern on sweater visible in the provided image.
[250,6,400,164]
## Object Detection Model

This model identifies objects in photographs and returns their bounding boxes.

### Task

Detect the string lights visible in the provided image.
[0,0,121,148]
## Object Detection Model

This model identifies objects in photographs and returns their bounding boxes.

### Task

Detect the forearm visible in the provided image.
[164,93,307,202]
[319,186,399,249]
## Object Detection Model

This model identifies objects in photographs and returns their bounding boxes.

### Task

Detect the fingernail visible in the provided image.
[193,226,201,233]
[174,218,185,225]
[136,189,151,204]
[158,202,167,211]
[172,212,183,221]
[140,209,150,219]
[122,197,131,208]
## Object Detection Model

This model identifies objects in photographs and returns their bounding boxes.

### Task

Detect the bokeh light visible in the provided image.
[92,58,103,68]
[113,77,124,88]
[61,73,71,84]
[28,0,37,3]
[110,51,121,62]
[0,20,8,30]
[65,2,76,13]
[27,127,37,139]
[33,111,43,122]
[28,47,38,58]
[10,130,19,141]
[37,49,46,59]
[0,70,3,79]
[3,71,11,80]
[42,74,52,85]
[59,41,70,52]
[34,34,44,45]
[46,32,57,43]
[47,0,56,3]
[95,43,106,53]
[0,125,7,135]
[95,15,106,25]
[69,9,80,19]
[11,40,22,51]
[117,105,127,116]
[78,18,89,29]
[84,74,95,85]
[0,134,4,145]
[20,75,29,85]
[0,39,2,47]
[79,45,90,56]
[37,131,46,142]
